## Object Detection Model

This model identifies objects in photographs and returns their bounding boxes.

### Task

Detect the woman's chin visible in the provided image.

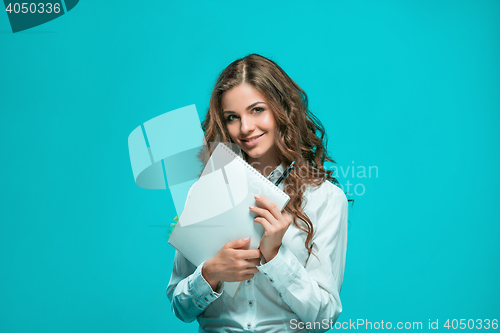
[239,146,257,158]
[245,148,259,157]
[246,151,267,162]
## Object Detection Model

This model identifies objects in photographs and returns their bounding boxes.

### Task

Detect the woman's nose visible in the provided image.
[240,116,255,134]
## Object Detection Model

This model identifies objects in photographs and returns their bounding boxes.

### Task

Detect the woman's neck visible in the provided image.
[246,152,280,178]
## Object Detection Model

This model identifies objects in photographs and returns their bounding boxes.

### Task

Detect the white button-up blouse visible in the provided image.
[167,164,349,333]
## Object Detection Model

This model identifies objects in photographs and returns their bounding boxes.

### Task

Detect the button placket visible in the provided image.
[244,271,256,331]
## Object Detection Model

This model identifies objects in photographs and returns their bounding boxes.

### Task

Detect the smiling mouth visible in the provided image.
[242,133,265,143]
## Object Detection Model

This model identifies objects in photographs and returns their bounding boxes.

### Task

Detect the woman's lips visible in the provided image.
[242,133,265,147]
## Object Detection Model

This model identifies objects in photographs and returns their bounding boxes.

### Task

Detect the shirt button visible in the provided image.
[247,279,252,284]
[248,300,253,307]
[279,293,282,297]
[204,297,208,301]
[247,323,252,329]
[198,304,203,309]
[269,278,274,283]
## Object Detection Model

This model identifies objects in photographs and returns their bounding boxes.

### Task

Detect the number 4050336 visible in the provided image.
[6,3,62,14]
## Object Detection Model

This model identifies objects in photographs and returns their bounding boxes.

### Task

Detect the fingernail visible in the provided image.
[255,195,260,199]
[249,206,254,209]
[243,237,250,241]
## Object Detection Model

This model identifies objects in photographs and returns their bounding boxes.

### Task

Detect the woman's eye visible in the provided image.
[252,107,265,113]
[226,115,237,122]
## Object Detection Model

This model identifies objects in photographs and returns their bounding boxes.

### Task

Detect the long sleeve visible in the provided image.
[166,251,223,323]
[257,187,348,332]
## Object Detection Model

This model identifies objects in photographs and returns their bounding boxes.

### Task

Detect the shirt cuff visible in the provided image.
[188,261,223,309]
[257,244,303,292]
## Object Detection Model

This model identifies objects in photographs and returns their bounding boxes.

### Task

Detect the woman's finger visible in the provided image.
[249,205,277,225]
[225,237,251,249]
[245,267,260,274]
[241,274,256,281]
[236,249,261,260]
[254,195,282,221]
[253,216,273,231]
[246,258,261,266]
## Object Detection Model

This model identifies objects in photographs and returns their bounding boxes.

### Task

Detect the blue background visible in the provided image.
[1,1,499,332]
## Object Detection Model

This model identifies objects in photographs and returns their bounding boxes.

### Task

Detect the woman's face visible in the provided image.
[221,83,278,167]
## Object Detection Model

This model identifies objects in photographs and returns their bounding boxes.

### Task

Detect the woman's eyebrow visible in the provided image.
[223,101,266,114]
[246,101,265,111]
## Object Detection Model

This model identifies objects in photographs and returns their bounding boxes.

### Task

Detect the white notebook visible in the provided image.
[169,143,290,297]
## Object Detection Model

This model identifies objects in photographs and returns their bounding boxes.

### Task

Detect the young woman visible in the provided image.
[167,54,348,333]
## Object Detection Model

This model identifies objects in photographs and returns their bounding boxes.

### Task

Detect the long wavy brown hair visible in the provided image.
[200,54,340,256]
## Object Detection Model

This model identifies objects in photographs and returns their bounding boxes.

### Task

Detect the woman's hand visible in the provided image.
[250,195,293,263]
[202,237,262,291]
